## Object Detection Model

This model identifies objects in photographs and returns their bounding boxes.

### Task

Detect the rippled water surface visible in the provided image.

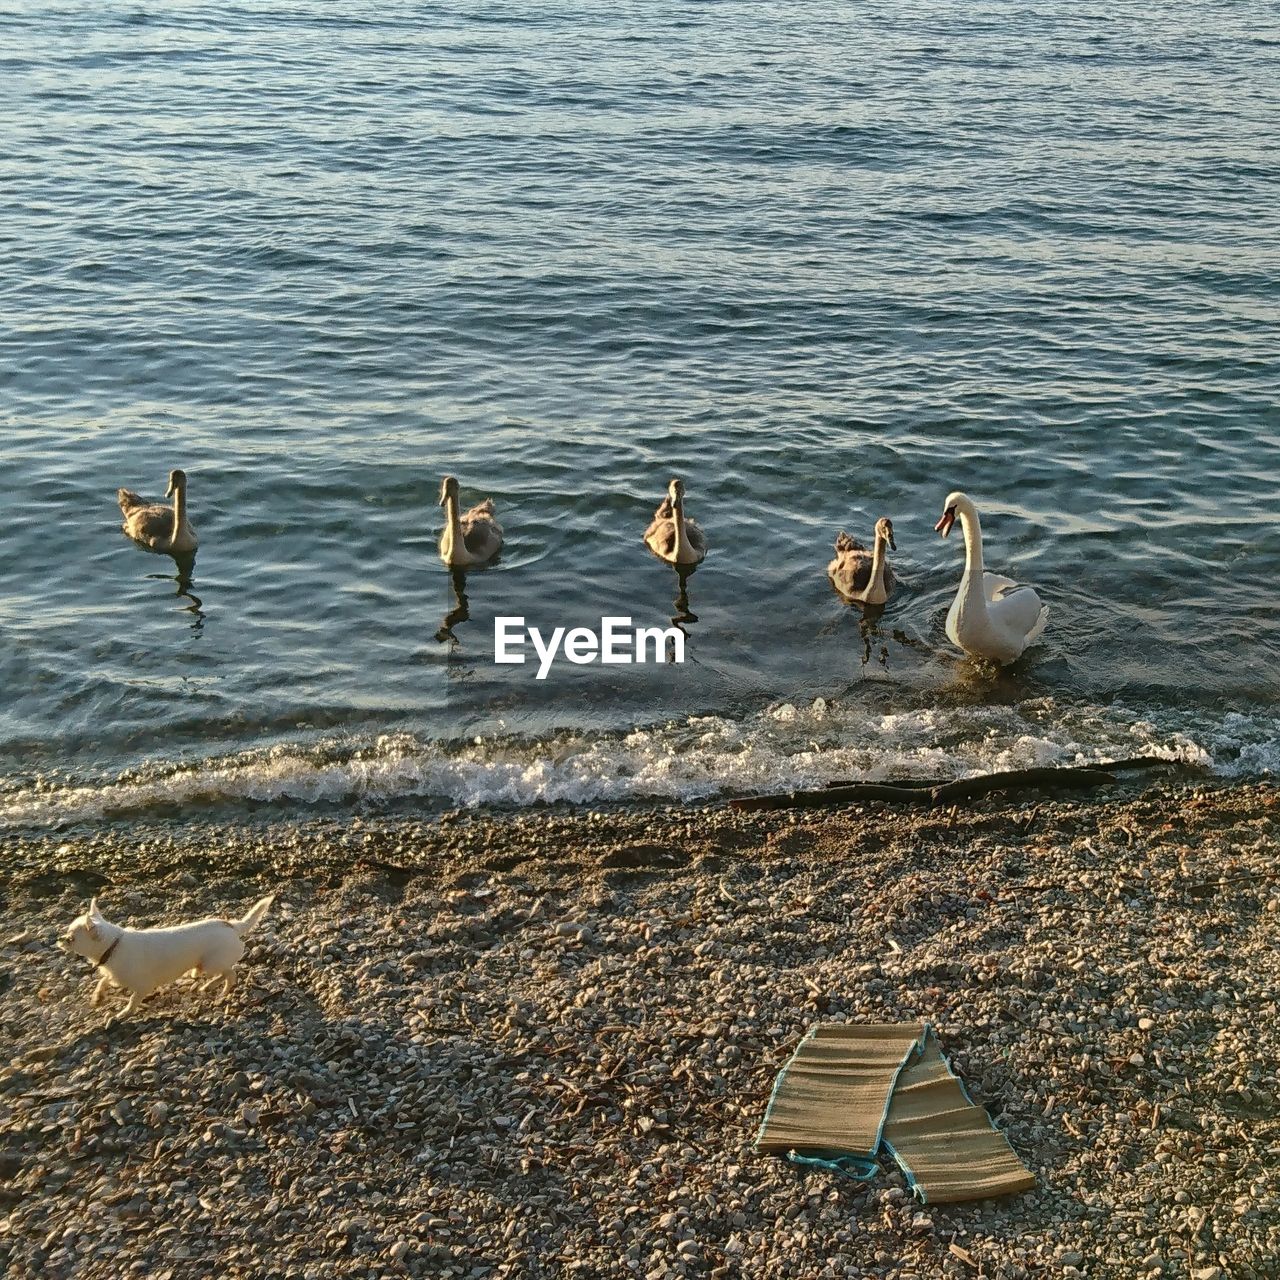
[2,1,1278,822]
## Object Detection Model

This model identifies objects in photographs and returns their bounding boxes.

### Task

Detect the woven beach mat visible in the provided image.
[756,1022,1035,1204]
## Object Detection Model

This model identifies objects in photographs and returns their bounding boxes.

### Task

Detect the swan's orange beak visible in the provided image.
[935,508,956,538]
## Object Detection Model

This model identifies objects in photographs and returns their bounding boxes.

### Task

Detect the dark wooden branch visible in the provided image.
[821,755,1174,789]
[822,776,942,791]
[728,758,1183,813]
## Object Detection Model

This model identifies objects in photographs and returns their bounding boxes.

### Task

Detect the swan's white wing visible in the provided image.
[987,581,1046,642]
[1024,601,1050,647]
[982,570,1020,599]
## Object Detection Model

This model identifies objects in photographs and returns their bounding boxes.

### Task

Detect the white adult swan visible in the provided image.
[828,517,896,605]
[644,478,707,566]
[935,491,1047,664]
[118,469,198,555]
[438,475,503,568]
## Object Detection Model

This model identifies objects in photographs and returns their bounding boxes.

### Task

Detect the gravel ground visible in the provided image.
[1,779,1277,1279]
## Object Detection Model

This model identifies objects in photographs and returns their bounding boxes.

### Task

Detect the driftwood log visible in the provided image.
[728,755,1177,813]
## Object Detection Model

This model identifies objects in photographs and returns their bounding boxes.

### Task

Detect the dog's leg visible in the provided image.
[221,970,236,1001]
[120,991,141,1017]
[90,975,111,1008]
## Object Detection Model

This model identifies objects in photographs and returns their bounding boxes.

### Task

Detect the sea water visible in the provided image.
[2,1,1277,825]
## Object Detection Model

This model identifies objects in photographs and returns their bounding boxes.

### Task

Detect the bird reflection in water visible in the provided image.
[435,568,470,646]
[672,563,699,626]
[853,602,890,669]
[146,552,204,633]
[662,563,700,662]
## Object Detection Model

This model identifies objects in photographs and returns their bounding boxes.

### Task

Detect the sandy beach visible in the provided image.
[1,779,1276,1279]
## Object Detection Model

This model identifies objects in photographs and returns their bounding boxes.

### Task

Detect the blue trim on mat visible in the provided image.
[882,1139,928,1204]
[785,1150,880,1181]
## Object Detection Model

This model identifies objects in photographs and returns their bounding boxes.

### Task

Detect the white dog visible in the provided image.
[63,894,275,1018]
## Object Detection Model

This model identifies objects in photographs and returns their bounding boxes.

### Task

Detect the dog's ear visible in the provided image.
[88,897,104,925]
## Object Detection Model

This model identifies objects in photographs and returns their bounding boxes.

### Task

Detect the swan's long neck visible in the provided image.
[867,532,888,598]
[671,500,689,563]
[958,506,986,612]
[171,484,187,543]
[443,493,464,555]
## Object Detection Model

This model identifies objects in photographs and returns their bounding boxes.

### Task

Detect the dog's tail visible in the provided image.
[231,894,275,937]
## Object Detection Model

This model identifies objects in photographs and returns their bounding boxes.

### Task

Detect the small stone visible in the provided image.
[388,1241,410,1264]
[1138,1017,1156,1031]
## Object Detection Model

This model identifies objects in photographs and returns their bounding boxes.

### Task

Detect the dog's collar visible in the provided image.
[95,935,121,967]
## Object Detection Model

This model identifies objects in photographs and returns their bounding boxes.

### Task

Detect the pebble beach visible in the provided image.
[1,778,1277,1279]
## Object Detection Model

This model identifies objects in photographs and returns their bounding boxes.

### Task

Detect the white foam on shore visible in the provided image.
[0,695,1255,829]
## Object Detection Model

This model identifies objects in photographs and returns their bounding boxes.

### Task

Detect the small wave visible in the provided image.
[0,696,1246,829]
